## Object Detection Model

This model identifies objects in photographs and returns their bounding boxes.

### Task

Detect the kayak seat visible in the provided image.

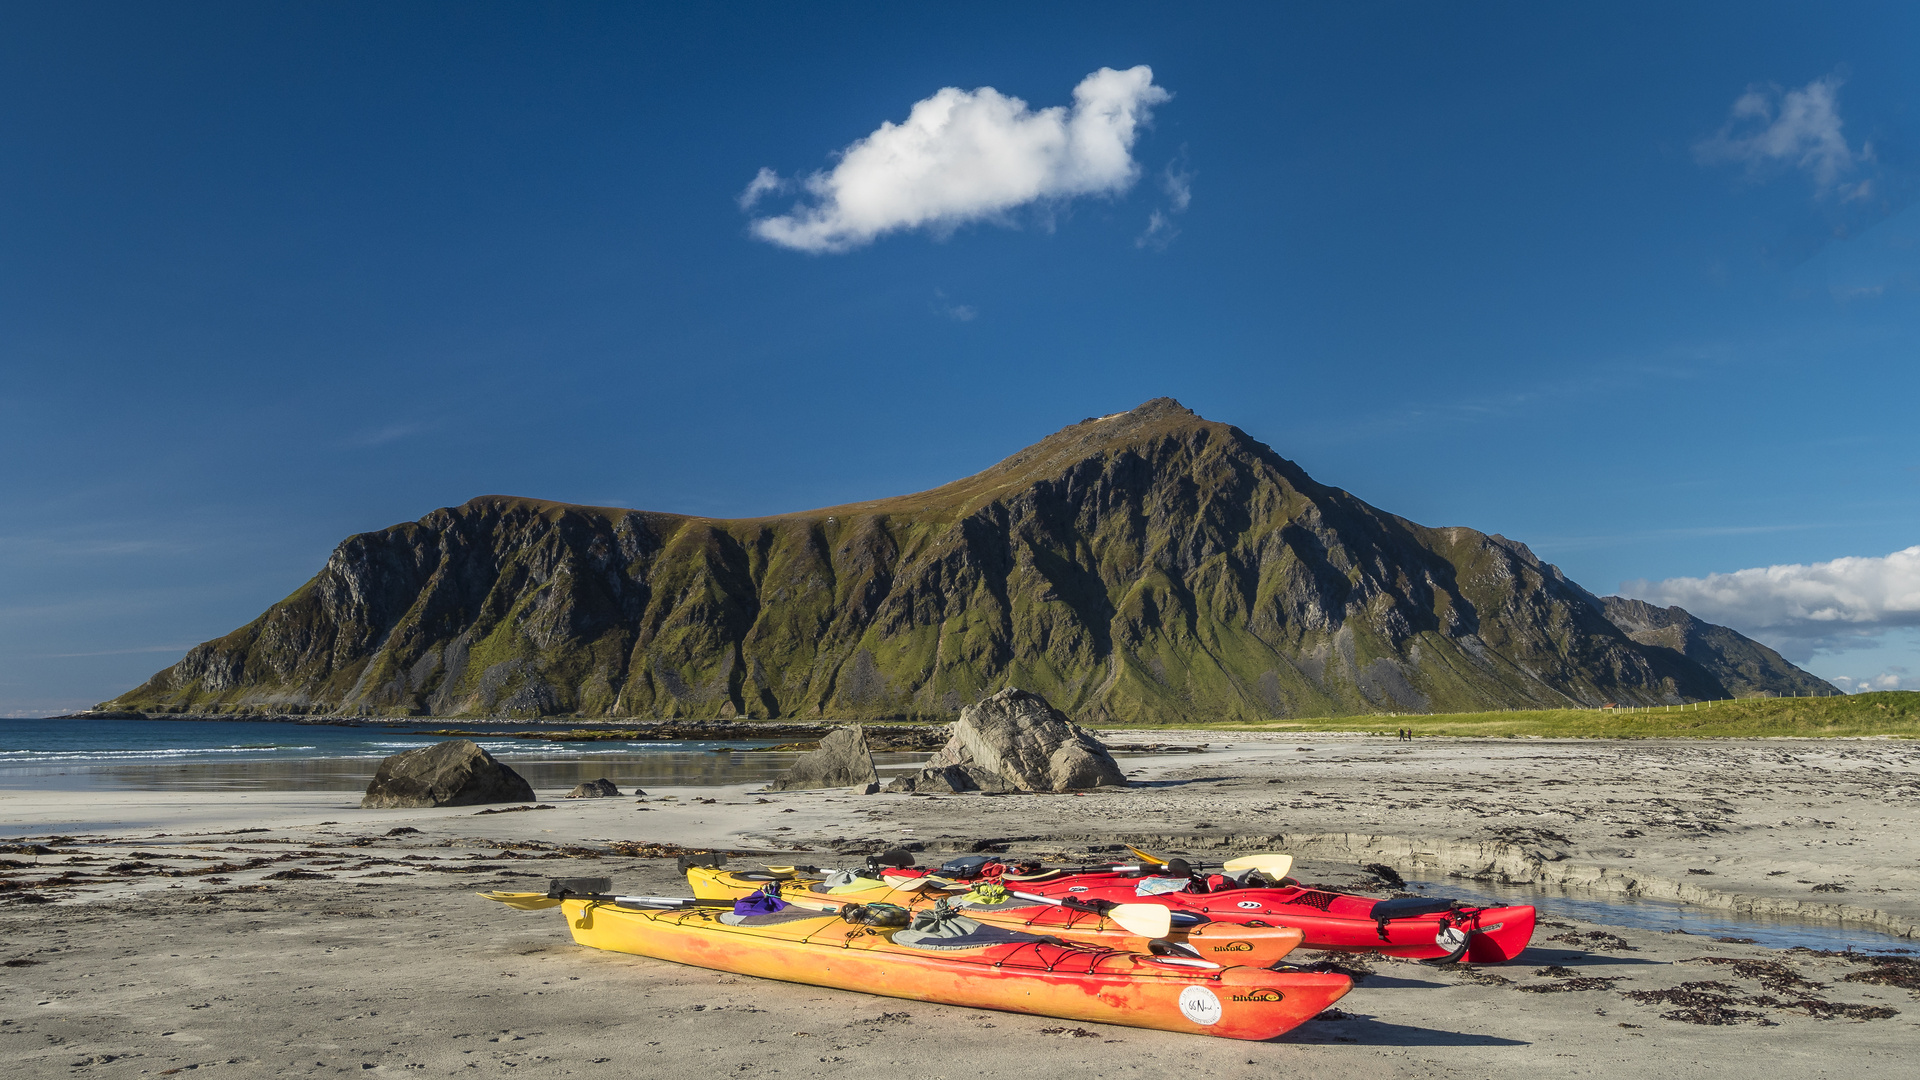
[955,897,1038,912]
[718,909,828,927]
[810,869,877,893]
[1367,897,1455,921]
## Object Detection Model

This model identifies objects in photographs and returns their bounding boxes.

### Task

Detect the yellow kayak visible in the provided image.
[483,890,1349,1040]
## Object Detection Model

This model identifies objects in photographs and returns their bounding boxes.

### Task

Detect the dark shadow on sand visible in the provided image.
[1514,947,1665,968]
[1283,1017,1529,1047]
[1125,776,1245,789]
[1355,974,1450,989]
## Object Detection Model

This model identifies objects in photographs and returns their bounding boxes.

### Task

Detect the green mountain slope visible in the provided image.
[103,399,1836,722]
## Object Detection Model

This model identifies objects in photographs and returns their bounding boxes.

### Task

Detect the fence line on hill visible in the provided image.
[1369,687,1851,719]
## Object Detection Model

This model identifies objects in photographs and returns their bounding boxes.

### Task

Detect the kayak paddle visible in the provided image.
[1003,889,1174,939]
[1125,845,1294,880]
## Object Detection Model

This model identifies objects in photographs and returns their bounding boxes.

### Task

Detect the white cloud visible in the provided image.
[1135,155,1194,250]
[1695,74,1871,194]
[1622,545,1920,661]
[1830,670,1915,693]
[1134,210,1174,250]
[747,66,1170,253]
[738,167,785,210]
[1163,158,1193,212]
[930,289,976,322]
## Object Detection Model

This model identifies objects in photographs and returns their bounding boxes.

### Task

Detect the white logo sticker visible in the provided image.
[1067,886,1088,892]
[1178,985,1223,1026]
[1236,900,1263,910]
[1435,926,1468,949]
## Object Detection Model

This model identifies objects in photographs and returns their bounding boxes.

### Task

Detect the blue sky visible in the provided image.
[3,2,1917,715]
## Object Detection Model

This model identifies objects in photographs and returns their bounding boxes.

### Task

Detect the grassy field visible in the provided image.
[1155,691,1920,739]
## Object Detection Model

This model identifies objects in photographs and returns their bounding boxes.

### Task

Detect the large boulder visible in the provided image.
[887,688,1127,793]
[360,739,536,808]
[766,725,879,791]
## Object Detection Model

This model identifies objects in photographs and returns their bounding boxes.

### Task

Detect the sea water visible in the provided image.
[1416,877,1914,954]
[0,716,927,792]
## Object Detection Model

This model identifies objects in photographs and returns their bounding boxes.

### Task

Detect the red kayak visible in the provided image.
[897,859,1535,963]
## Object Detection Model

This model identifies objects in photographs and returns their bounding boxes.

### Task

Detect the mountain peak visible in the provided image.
[824,397,1271,521]
[1054,396,1218,447]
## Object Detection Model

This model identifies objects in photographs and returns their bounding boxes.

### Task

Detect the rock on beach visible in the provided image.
[360,739,536,808]
[566,778,620,798]
[767,725,879,791]
[888,688,1126,793]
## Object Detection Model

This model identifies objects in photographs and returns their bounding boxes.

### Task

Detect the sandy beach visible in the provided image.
[4,733,1917,1078]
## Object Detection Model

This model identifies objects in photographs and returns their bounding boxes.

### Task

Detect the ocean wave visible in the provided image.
[0,745,321,764]
[0,738,782,768]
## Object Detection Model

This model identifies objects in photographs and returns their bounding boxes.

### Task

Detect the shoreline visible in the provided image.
[7,732,1918,1078]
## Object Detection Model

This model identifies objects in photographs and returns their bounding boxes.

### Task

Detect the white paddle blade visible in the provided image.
[1108,903,1173,939]
[1221,853,1293,879]
[882,874,934,892]
[480,891,564,910]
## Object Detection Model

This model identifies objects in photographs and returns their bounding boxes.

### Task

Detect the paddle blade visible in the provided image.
[480,891,563,910]
[1125,845,1167,867]
[1221,853,1293,879]
[881,874,933,892]
[1108,903,1173,939]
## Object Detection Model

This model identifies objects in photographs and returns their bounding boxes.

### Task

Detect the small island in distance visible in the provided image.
[95,398,1833,724]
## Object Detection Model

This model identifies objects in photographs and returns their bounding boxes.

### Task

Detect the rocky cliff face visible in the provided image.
[105,398,1835,722]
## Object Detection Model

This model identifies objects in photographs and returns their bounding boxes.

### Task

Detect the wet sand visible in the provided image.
[3,734,1917,1078]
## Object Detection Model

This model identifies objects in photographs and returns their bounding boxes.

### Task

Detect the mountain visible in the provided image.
[1595,596,1833,699]
[101,398,1836,723]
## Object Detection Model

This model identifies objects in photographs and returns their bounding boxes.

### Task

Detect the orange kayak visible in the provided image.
[486,893,1349,1040]
[687,866,1307,969]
